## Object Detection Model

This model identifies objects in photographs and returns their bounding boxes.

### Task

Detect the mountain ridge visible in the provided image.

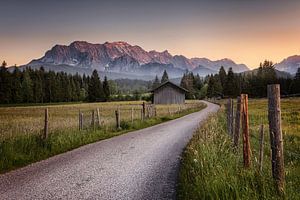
[25,41,250,79]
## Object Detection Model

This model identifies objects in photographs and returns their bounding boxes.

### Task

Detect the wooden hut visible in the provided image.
[151,81,188,104]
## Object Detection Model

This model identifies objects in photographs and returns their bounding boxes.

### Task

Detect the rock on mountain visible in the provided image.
[26,41,250,79]
[275,55,300,75]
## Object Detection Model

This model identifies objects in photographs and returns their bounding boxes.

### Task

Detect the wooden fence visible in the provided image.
[226,84,285,193]
[42,102,199,138]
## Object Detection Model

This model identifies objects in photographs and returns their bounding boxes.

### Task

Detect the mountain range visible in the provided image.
[13,41,299,80]
[21,41,248,79]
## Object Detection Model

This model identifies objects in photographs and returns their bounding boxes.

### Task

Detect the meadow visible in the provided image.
[178,98,300,200]
[0,100,206,173]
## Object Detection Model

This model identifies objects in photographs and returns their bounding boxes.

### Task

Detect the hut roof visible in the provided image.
[150,81,189,93]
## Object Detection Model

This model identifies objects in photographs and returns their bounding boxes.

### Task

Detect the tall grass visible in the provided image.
[0,101,206,173]
[178,98,300,200]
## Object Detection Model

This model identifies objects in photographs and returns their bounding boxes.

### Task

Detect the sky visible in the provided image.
[1,0,300,69]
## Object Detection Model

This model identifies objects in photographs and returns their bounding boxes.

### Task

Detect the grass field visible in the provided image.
[178,98,300,200]
[0,100,206,173]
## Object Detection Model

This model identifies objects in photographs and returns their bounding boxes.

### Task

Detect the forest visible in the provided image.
[1,60,300,104]
[179,60,300,99]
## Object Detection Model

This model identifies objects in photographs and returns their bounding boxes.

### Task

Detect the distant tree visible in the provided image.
[180,72,195,99]
[224,67,238,97]
[103,76,110,101]
[1,61,7,68]
[88,70,102,102]
[11,68,22,103]
[21,69,33,102]
[218,66,227,92]
[108,80,118,95]
[290,68,300,94]
[161,70,169,83]
[152,75,160,89]
[0,63,11,103]
[206,74,222,98]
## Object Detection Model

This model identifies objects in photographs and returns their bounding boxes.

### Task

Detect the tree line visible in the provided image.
[152,61,300,99]
[0,61,110,104]
[205,60,300,98]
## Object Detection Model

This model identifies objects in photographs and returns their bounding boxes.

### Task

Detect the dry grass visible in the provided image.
[0,100,201,140]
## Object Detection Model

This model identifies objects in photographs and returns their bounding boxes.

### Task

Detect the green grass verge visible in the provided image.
[177,109,300,200]
[0,104,206,174]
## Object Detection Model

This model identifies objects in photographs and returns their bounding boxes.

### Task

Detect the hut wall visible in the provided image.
[153,85,185,104]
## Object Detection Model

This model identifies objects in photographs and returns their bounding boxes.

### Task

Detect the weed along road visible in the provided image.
[0,101,219,200]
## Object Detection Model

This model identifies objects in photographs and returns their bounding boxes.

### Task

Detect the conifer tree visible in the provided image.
[218,66,227,92]
[152,75,160,89]
[161,70,169,83]
[88,70,102,102]
[103,76,110,101]
[21,69,33,102]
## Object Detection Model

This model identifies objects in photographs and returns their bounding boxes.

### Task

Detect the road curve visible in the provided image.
[0,101,219,200]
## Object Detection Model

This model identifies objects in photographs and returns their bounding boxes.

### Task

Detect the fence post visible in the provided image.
[234,96,242,149]
[97,108,101,127]
[241,94,251,168]
[259,124,264,172]
[227,98,234,136]
[80,112,84,130]
[91,110,95,130]
[267,84,285,193]
[154,105,157,117]
[79,110,81,131]
[115,109,121,129]
[142,102,146,119]
[131,107,134,123]
[44,108,49,139]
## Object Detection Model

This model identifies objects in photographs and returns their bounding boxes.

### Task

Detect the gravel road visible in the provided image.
[0,101,219,200]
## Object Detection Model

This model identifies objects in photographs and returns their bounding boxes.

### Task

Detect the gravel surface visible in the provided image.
[0,101,219,200]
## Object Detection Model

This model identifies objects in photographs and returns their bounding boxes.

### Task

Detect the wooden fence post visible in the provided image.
[91,110,95,130]
[154,106,157,117]
[267,84,285,193]
[44,108,49,139]
[79,110,81,131]
[259,124,264,172]
[227,98,234,136]
[131,107,134,123]
[115,109,121,129]
[241,94,251,168]
[142,102,146,119]
[97,108,101,127]
[80,112,84,130]
[234,96,242,149]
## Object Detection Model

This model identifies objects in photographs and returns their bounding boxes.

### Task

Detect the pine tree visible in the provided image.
[161,70,169,83]
[11,68,22,103]
[218,66,227,92]
[1,61,7,68]
[0,62,11,103]
[290,68,300,94]
[88,70,102,102]
[152,75,160,89]
[21,69,33,103]
[224,67,238,97]
[103,76,110,101]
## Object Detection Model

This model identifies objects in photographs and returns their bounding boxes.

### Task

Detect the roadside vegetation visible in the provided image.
[0,100,206,173]
[178,98,300,200]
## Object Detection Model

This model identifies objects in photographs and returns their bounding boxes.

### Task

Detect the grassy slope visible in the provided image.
[0,102,206,174]
[178,98,300,200]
